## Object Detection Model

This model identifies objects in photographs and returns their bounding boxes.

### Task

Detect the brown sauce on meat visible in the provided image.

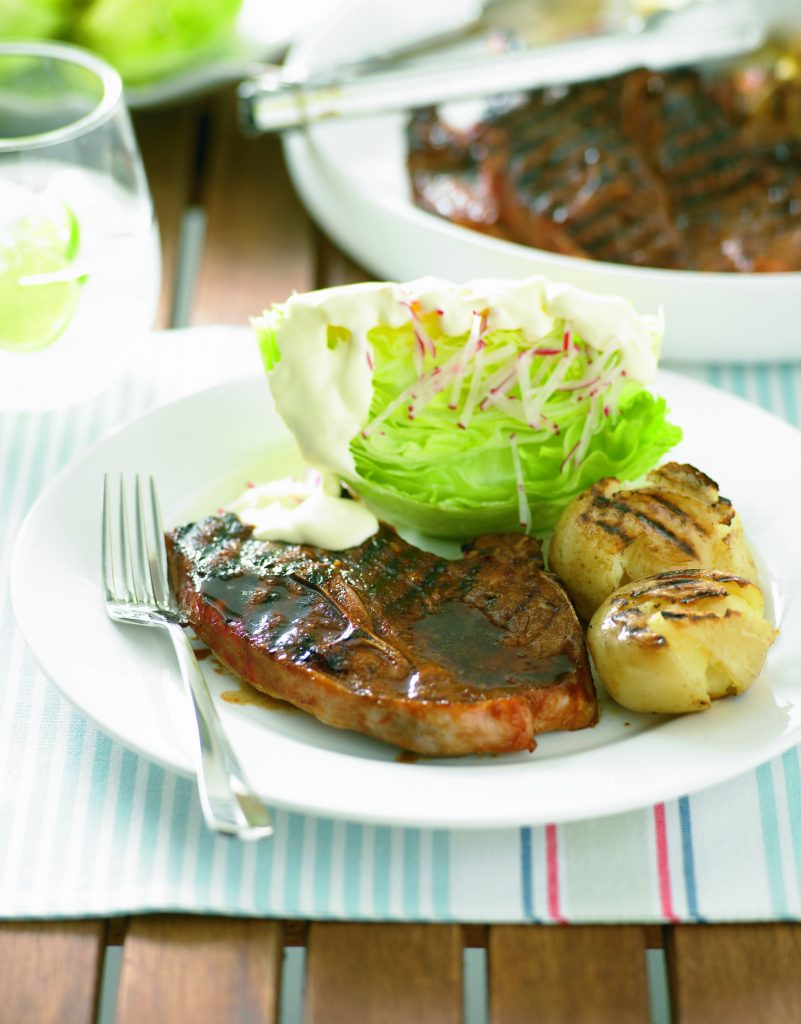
[221,685,299,713]
[167,515,597,754]
[396,750,420,763]
[172,516,590,712]
[203,571,577,699]
[202,571,422,694]
[411,600,574,689]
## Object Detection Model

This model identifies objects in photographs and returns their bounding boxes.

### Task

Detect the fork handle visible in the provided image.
[166,623,273,840]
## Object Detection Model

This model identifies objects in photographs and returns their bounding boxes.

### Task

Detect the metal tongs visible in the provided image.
[238,0,764,134]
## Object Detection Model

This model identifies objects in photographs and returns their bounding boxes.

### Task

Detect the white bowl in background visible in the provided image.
[282,0,801,364]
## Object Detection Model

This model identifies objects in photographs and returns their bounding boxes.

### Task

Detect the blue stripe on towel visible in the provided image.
[521,827,535,920]
[757,762,788,917]
[678,796,702,921]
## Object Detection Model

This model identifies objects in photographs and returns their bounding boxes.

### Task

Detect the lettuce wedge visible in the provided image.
[253,277,682,538]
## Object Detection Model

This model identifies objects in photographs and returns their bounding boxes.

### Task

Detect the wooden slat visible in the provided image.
[667,923,801,1023]
[489,925,650,1024]
[193,89,314,324]
[133,104,199,328]
[116,914,282,1024]
[305,923,463,1024]
[0,920,105,1024]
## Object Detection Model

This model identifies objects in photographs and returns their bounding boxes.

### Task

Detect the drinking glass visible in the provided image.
[0,41,160,411]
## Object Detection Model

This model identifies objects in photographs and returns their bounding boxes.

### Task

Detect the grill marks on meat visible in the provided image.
[167,515,596,756]
[407,110,504,235]
[408,68,801,272]
[630,71,801,271]
[486,79,684,267]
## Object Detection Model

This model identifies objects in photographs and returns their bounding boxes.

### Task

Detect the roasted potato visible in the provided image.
[588,568,777,714]
[549,463,757,621]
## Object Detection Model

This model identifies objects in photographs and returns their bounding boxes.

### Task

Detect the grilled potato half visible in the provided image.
[588,568,777,714]
[549,462,757,621]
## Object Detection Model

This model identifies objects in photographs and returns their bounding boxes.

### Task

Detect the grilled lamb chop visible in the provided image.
[481,79,685,268]
[407,67,801,272]
[166,514,597,756]
[624,70,801,272]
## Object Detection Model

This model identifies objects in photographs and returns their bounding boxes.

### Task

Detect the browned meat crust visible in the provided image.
[166,515,597,756]
[408,68,801,272]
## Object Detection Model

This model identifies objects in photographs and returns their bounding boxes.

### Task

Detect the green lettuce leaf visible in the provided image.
[255,287,682,539]
[73,0,242,84]
[347,321,681,535]
[0,0,69,38]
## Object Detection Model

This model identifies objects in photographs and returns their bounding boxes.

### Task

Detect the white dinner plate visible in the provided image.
[11,370,801,828]
[282,0,801,364]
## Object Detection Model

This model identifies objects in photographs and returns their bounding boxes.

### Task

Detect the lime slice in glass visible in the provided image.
[0,180,86,354]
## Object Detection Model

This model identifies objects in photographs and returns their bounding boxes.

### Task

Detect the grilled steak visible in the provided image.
[481,79,685,268]
[166,514,597,756]
[408,67,801,272]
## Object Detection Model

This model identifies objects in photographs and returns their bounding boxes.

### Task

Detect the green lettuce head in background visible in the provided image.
[0,0,70,39]
[253,277,683,539]
[0,0,242,85]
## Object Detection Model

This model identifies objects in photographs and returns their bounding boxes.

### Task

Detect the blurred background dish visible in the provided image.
[0,0,335,107]
[281,0,801,363]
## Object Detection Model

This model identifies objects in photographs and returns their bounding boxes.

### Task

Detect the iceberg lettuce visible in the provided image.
[253,277,682,538]
[73,0,242,84]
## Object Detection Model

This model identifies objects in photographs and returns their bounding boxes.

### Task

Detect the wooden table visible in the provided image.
[2,88,801,1024]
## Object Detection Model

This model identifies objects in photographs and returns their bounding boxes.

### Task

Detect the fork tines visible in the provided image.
[102,473,172,612]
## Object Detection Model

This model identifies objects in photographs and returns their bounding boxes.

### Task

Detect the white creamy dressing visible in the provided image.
[253,275,662,486]
[226,470,378,550]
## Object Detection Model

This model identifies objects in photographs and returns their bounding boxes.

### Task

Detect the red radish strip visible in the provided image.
[408,369,449,417]
[449,310,486,409]
[509,433,530,532]
[480,392,526,417]
[556,374,601,392]
[458,341,487,429]
[564,395,602,469]
[521,355,573,425]
[560,441,579,470]
[412,332,425,376]
[404,299,438,359]
[362,377,425,436]
[515,351,542,427]
[362,313,625,458]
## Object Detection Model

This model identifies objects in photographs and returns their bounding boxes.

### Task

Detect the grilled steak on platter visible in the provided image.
[166,514,597,757]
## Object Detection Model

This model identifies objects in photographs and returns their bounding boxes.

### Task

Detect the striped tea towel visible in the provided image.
[1,327,801,923]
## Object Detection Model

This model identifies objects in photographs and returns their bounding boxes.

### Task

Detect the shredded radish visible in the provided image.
[408,368,449,418]
[449,310,487,409]
[515,350,541,427]
[560,441,579,470]
[520,354,574,425]
[404,299,438,359]
[509,433,531,532]
[361,311,627,502]
[458,341,487,429]
[412,333,424,376]
[361,377,423,436]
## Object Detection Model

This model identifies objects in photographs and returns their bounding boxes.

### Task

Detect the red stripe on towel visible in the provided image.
[654,802,679,922]
[545,824,566,923]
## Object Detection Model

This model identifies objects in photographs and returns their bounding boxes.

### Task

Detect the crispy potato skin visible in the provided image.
[549,462,757,621]
[588,568,777,714]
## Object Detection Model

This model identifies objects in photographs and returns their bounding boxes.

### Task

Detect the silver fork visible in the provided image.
[101,473,273,840]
